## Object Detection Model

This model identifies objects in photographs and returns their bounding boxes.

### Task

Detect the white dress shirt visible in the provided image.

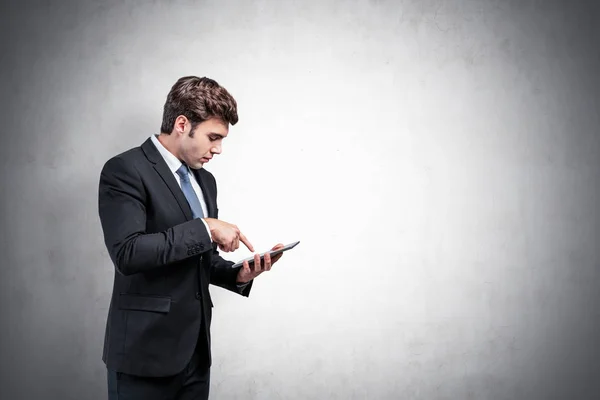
[150,134,212,240]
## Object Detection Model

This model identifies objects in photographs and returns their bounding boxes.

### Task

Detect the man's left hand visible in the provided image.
[236,243,285,283]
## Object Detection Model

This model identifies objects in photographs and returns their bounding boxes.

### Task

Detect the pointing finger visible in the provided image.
[239,232,254,252]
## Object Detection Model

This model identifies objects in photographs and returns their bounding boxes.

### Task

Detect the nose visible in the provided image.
[211,144,222,155]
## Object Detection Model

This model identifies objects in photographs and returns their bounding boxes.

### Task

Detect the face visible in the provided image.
[177,117,229,169]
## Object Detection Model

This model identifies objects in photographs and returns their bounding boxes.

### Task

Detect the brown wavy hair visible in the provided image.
[160,76,238,135]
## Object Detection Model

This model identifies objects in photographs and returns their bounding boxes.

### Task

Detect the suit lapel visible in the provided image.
[141,138,194,220]
[192,169,216,218]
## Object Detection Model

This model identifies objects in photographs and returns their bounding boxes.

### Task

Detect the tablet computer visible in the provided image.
[232,240,300,268]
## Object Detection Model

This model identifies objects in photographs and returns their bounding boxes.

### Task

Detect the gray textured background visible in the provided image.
[1,0,599,399]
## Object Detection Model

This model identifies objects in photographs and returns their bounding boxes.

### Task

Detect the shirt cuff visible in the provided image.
[236,281,251,290]
[200,218,212,243]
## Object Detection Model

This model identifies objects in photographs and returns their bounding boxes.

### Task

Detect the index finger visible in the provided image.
[239,232,254,252]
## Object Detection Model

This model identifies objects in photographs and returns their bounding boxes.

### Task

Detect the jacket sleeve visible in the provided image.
[98,156,212,276]
[209,246,253,297]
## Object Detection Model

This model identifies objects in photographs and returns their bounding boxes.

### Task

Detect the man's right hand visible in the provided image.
[203,218,254,253]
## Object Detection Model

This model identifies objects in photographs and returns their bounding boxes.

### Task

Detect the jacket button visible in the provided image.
[195,292,201,299]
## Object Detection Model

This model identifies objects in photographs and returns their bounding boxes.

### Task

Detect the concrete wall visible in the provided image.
[1,0,598,398]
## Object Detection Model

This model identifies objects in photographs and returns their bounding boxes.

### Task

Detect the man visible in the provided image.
[98,76,284,399]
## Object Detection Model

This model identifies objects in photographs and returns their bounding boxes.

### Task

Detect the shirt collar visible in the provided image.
[150,134,185,175]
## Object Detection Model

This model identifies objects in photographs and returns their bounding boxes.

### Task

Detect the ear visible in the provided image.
[173,115,189,136]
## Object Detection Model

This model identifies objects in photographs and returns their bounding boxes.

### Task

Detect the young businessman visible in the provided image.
[98,76,284,399]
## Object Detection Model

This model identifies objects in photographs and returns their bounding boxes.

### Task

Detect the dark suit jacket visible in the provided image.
[97,137,252,377]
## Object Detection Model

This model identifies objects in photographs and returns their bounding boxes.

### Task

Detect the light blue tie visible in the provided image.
[176,164,204,219]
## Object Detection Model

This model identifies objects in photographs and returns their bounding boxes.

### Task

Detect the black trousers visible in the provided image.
[107,330,211,400]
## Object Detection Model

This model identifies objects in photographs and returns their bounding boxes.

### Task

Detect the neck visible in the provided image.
[157,133,179,159]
